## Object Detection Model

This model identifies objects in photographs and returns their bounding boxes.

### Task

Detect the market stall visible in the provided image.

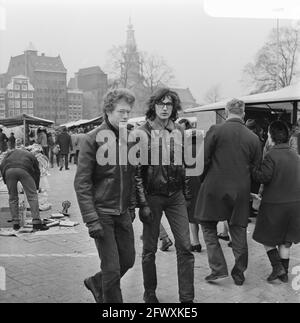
[0,114,54,146]
[184,83,300,127]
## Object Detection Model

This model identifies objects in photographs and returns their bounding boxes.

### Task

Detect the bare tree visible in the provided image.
[105,45,141,89]
[203,84,222,103]
[105,46,175,93]
[242,26,300,93]
[140,52,175,94]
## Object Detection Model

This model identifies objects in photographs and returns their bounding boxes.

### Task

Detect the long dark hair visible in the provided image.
[145,88,182,122]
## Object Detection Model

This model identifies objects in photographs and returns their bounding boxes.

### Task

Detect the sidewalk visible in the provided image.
[0,165,299,303]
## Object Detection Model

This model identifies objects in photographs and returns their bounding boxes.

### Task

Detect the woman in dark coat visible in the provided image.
[252,120,300,283]
[178,118,202,252]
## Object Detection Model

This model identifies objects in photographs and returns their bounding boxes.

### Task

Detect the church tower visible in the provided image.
[123,18,143,87]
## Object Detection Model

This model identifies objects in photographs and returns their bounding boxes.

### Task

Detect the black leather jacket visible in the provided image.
[135,121,192,207]
[74,119,136,224]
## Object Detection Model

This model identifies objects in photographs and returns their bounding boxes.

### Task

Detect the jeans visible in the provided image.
[142,190,194,302]
[200,221,248,280]
[92,211,135,303]
[5,168,41,225]
[59,154,69,169]
[159,223,168,240]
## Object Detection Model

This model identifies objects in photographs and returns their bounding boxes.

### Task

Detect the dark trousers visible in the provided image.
[75,150,79,165]
[200,221,248,280]
[5,168,41,225]
[92,211,135,303]
[49,147,54,167]
[59,154,69,169]
[142,190,194,302]
[42,146,49,158]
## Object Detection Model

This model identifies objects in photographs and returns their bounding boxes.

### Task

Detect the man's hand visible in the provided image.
[139,206,153,224]
[86,220,104,239]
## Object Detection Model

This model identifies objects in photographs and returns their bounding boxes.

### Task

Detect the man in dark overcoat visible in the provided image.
[56,127,73,170]
[194,99,262,285]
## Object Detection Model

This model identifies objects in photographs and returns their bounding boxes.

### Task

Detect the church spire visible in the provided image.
[126,17,137,52]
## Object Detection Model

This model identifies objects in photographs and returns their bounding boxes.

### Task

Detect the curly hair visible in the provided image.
[145,88,182,122]
[103,88,135,116]
[269,120,290,144]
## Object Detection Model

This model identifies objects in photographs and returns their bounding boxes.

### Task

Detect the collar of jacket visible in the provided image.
[225,117,245,125]
[148,118,176,132]
[104,115,119,138]
[273,143,290,149]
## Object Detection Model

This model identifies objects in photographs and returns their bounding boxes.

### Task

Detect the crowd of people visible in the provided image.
[73,87,300,303]
[0,86,299,303]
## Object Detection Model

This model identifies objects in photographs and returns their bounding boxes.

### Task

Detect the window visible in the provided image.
[15,100,20,109]
[9,110,14,117]
[15,109,21,116]
[22,84,28,91]
[0,103,5,110]
[8,100,14,108]
[22,101,27,108]
[0,112,5,118]
[28,92,33,98]
[15,92,20,99]
[28,101,33,108]
[22,92,27,99]
[8,91,13,98]
[14,84,20,91]
[28,109,34,116]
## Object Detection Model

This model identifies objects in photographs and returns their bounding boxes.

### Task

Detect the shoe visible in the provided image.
[205,273,228,282]
[143,292,159,303]
[278,258,289,283]
[266,249,286,282]
[59,167,63,171]
[233,277,245,286]
[33,223,49,231]
[217,234,230,241]
[191,244,202,253]
[13,224,20,231]
[84,277,103,303]
[228,241,232,248]
[65,168,70,170]
[160,237,173,251]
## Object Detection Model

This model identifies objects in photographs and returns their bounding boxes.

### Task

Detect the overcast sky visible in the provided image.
[0,0,296,103]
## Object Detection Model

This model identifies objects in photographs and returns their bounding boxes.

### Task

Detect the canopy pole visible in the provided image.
[293,101,298,125]
[23,119,26,145]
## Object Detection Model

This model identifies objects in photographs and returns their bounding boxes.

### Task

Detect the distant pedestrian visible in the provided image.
[0,128,8,153]
[8,133,16,150]
[37,127,49,157]
[56,127,73,171]
[252,120,300,283]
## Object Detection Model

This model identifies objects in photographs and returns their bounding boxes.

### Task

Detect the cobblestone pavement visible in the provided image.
[0,164,300,303]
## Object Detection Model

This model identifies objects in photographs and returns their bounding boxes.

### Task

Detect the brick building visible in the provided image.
[68,66,108,119]
[0,88,5,118]
[5,44,68,124]
[67,89,83,121]
[5,75,34,118]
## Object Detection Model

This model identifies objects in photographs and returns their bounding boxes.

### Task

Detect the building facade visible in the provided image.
[5,44,68,124]
[67,89,83,121]
[6,75,34,118]
[68,66,108,119]
[0,88,5,119]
